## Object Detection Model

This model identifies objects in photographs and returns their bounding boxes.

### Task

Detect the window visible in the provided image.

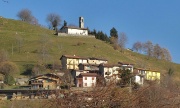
[85,77,87,80]
[85,83,87,86]
[92,77,94,80]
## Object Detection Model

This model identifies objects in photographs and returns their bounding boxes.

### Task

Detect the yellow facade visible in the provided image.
[43,81,57,89]
[145,70,160,81]
[29,73,61,89]
[67,58,79,70]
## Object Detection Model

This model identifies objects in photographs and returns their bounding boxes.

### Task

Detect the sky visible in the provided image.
[0,0,180,64]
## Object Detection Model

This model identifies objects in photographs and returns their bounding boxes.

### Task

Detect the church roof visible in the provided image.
[60,26,88,31]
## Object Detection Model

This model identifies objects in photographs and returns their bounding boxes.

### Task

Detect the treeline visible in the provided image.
[132,41,172,61]
[89,27,171,62]
[88,29,110,42]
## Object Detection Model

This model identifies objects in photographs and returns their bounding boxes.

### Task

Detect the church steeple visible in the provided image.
[79,17,84,28]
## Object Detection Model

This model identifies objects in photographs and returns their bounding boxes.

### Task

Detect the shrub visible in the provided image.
[0,61,19,75]
[4,74,15,85]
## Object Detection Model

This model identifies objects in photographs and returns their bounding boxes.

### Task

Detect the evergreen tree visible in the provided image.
[110,27,118,38]
[89,29,110,43]
[92,29,97,36]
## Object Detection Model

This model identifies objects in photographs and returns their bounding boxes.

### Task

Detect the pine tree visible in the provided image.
[110,27,118,38]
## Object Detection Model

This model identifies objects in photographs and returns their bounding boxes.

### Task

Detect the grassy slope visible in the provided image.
[0,18,180,81]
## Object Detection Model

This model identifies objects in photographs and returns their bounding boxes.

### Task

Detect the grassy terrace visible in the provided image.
[0,17,180,81]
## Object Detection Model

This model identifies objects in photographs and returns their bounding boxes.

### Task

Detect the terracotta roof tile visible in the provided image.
[80,73,97,76]
[60,55,88,60]
[88,57,108,61]
[61,26,88,30]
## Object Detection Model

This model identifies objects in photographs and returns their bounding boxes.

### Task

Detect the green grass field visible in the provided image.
[0,17,180,81]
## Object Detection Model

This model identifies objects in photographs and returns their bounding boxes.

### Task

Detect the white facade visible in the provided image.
[134,75,144,85]
[76,73,97,87]
[79,59,88,64]
[88,58,108,65]
[60,27,88,36]
[101,65,121,82]
[82,76,96,87]
[121,64,134,73]
[59,16,88,36]
[133,68,146,85]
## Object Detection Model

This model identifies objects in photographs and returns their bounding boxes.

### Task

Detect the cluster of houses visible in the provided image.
[28,54,160,89]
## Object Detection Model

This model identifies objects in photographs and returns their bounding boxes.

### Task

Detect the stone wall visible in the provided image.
[58,33,95,38]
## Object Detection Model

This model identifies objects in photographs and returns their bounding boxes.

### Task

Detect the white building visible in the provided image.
[76,73,97,87]
[133,68,146,85]
[58,17,88,36]
[88,57,108,65]
[118,62,134,73]
[99,64,121,82]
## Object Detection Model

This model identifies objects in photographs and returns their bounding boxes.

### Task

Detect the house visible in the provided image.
[133,68,161,85]
[145,70,160,82]
[133,68,146,85]
[78,63,99,71]
[76,73,97,87]
[71,70,89,84]
[88,57,108,65]
[58,17,88,36]
[60,55,88,70]
[29,73,62,89]
[118,62,134,73]
[99,64,121,82]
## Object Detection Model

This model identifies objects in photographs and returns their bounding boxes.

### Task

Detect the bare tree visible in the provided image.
[46,13,61,31]
[0,61,19,75]
[110,37,119,50]
[132,41,142,53]
[31,16,39,25]
[161,48,172,61]
[32,62,46,76]
[61,70,74,89]
[17,9,34,23]
[38,34,51,63]
[143,41,154,59]
[153,44,162,59]
[118,32,128,52]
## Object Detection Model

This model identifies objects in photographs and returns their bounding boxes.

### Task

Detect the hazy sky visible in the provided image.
[1,0,180,63]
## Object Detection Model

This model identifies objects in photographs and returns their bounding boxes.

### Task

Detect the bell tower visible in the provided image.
[79,17,84,28]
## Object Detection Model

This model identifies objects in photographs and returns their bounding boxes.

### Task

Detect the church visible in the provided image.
[58,17,88,36]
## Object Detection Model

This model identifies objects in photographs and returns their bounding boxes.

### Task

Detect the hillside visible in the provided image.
[0,17,180,81]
